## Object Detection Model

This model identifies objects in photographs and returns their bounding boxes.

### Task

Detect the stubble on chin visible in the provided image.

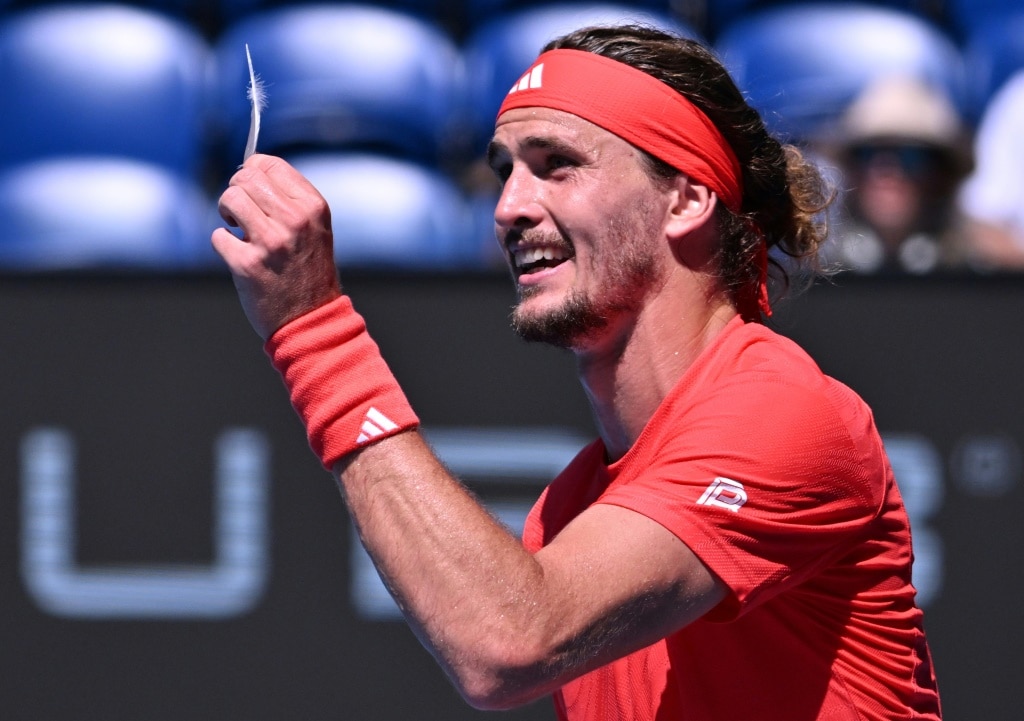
[510,287,607,349]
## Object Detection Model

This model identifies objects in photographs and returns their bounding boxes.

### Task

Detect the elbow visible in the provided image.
[455,673,545,712]
[458,682,522,712]
[447,637,557,711]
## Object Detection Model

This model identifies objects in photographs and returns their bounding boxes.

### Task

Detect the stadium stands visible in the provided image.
[0,0,1017,272]
[702,0,941,37]
[962,11,1024,121]
[0,4,214,269]
[0,4,211,176]
[0,157,216,270]
[212,4,468,170]
[212,0,455,30]
[286,152,478,270]
[460,0,675,36]
[714,3,966,143]
[943,0,1024,38]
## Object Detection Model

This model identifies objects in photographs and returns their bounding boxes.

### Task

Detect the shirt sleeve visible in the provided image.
[596,372,888,620]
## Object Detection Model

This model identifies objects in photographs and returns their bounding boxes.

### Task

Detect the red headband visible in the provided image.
[497,48,743,213]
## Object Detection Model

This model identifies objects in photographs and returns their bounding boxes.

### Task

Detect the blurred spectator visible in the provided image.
[821,76,975,274]
[957,70,1024,270]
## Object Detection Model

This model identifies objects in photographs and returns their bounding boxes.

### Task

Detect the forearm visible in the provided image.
[257,292,570,704]
[334,430,563,708]
[331,429,725,708]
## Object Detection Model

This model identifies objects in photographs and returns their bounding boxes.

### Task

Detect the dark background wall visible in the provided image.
[0,271,1019,719]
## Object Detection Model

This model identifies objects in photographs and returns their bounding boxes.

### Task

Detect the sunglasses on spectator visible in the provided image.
[848,143,947,177]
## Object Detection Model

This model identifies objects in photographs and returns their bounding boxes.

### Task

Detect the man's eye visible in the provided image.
[548,155,574,170]
[491,162,511,183]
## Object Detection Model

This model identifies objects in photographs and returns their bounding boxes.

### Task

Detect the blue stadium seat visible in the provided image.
[944,0,1024,38]
[286,152,480,270]
[705,0,937,38]
[461,0,674,35]
[963,12,1024,122]
[462,3,701,149]
[714,3,966,143]
[213,5,467,168]
[0,158,216,270]
[214,0,455,26]
[0,5,212,176]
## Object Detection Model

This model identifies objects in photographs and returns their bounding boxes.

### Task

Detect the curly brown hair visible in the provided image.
[543,25,834,321]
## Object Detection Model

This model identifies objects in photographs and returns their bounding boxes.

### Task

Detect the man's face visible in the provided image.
[487,107,671,350]
[848,143,940,243]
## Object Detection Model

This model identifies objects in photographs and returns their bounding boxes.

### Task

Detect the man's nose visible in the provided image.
[493,168,544,232]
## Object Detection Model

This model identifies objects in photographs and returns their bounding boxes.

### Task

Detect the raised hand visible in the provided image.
[212,154,342,340]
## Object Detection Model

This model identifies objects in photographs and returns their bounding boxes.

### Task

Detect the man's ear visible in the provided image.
[665,175,717,243]
[664,176,722,271]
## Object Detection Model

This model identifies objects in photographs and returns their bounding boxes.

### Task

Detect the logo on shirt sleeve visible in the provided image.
[697,477,748,512]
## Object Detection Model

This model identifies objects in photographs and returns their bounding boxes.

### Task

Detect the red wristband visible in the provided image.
[265,295,419,470]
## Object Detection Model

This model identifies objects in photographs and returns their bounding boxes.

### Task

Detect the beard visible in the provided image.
[510,221,663,350]
[511,286,613,348]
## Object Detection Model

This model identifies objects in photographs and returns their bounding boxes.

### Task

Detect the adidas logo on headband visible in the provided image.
[508,63,544,94]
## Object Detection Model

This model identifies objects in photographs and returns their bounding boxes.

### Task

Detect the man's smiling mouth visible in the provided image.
[511,244,574,275]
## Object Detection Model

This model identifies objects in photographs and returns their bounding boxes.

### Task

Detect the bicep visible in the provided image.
[530,502,726,674]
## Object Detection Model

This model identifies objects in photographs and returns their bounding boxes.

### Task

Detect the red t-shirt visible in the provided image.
[522,316,941,720]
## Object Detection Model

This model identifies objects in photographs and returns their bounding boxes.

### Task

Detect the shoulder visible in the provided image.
[646,321,885,503]
[684,320,854,421]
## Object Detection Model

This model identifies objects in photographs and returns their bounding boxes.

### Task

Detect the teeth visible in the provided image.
[513,246,568,268]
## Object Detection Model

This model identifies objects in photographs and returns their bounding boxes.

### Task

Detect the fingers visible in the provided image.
[219,155,330,242]
[236,154,321,206]
[212,152,333,257]
[211,225,256,270]
[258,154,323,200]
[219,158,289,234]
[212,152,335,277]
[210,154,340,339]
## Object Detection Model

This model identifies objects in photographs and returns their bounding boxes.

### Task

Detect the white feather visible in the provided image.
[243,43,266,162]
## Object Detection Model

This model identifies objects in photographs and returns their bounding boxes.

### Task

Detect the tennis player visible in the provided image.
[213,24,942,720]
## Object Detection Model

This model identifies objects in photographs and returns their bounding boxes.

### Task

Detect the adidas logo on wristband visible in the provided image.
[356,407,399,445]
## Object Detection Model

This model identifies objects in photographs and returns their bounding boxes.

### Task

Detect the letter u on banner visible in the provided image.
[19,427,270,619]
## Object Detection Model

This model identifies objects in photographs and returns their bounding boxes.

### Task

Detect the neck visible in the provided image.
[574,271,737,461]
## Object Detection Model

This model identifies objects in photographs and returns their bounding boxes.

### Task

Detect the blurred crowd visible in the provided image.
[0,0,1022,275]
[816,70,1024,275]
